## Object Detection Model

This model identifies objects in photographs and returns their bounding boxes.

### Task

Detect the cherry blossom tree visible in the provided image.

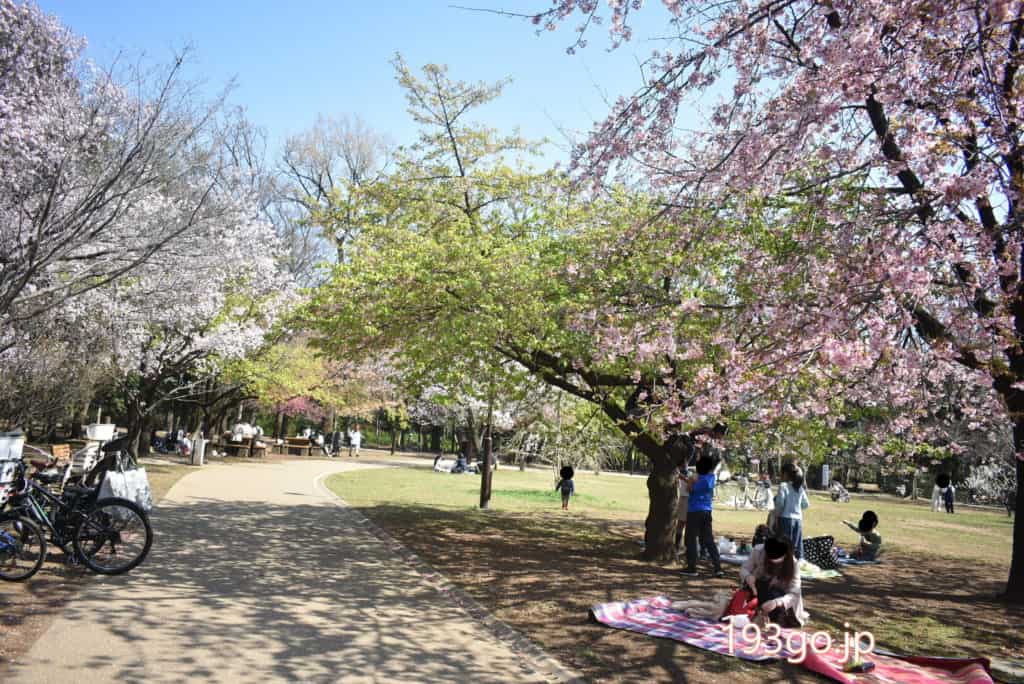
[1,1,243,344]
[521,0,1024,598]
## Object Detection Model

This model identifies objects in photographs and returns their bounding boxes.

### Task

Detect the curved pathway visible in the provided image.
[10,460,557,683]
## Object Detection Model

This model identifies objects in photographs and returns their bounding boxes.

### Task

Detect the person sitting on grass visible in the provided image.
[681,455,724,578]
[752,523,772,548]
[842,510,882,560]
[739,536,808,627]
[556,465,575,510]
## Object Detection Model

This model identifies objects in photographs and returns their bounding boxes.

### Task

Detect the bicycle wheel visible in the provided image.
[73,497,152,575]
[0,515,46,581]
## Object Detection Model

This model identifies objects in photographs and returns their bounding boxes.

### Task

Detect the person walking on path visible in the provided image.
[347,424,362,458]
[555,465,575,510]
[681,455,724,578]
[773,462,810,560]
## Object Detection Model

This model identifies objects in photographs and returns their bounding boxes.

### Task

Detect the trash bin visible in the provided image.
[192,438,206,466]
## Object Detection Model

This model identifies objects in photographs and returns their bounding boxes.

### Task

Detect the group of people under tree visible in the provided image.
[671,452,888,628]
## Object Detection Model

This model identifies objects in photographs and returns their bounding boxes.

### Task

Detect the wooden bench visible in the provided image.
[222,439,252,458]
[51,443,71,465]
[219,438,269,458]
[285,438,312,457]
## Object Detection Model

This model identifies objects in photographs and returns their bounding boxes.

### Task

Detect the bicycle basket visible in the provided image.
[0,432,24,463]
[0,457,20,487]
[85,424,116,442]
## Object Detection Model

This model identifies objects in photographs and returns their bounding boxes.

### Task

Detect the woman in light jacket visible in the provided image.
[773,462,810,560]
[739,536,808,627]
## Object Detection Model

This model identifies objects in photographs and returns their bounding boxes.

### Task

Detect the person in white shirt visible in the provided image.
[933,473,951,512]
[347,424,362,458]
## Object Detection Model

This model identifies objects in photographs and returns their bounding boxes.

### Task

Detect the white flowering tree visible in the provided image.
[0,1,236,336]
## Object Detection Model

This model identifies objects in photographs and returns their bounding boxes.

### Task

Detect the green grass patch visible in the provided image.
[327,467,1014,565]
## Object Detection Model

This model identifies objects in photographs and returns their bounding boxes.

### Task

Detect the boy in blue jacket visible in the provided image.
[681,455,724,577]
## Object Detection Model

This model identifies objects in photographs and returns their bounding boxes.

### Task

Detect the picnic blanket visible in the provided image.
[838,557,882,566]
[718,554,842,579]
[591,597,993,684]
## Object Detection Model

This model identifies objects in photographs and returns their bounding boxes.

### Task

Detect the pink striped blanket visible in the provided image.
[589,597,993,684]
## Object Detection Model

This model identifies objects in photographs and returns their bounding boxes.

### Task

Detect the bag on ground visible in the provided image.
[100,467,154,512]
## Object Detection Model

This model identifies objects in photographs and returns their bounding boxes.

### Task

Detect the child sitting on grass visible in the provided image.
[842,510,882,560]
[556,465,575,510]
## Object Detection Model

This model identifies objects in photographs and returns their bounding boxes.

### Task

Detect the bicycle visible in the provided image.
[733,475,773,510]
[0,513,46,581]
[23,428,135,490]
[2,448,152,579]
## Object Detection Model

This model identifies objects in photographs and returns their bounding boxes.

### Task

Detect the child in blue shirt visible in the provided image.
[681,455,724,577]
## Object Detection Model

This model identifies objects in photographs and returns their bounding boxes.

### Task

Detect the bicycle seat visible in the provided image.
[101,436,129,453]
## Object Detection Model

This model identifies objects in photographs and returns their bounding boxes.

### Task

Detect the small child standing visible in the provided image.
[944,483,956,514]
[556,465,575,510]
[681,455,724,578]
[842,511,882,560]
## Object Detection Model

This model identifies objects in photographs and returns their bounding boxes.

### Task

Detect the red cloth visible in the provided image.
[721,588,758,619]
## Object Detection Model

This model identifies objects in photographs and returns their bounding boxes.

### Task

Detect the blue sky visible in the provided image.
[37,1,683,163]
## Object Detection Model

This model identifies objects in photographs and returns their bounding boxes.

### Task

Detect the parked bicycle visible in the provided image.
[830,481,851,503]
[1,438,152,581]
[733,475,773,510]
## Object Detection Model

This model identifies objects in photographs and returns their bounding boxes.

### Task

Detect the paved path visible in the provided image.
[11,460,555,683]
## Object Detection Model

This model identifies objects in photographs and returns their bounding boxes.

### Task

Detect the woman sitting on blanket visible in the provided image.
[842,510,882,561]
[739,537,809,627]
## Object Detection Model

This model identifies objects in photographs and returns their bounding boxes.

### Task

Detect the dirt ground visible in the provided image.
[354,504,1024,684]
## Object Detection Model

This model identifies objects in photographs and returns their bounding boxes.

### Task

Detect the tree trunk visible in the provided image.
[431,426,442,452]
[126,400,145,458]
[138,413,155,457]
[480,401,494,509]
[274,411,285,439]
[1005,417,1024,602]
[642,455,679,562]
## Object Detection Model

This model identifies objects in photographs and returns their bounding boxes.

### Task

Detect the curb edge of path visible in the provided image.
[314,472,588,684]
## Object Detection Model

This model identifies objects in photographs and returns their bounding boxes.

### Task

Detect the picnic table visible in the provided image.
[285,438,312,457]
[218,436,268,458]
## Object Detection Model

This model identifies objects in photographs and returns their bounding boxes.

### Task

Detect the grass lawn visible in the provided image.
[328,466,1024,684]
